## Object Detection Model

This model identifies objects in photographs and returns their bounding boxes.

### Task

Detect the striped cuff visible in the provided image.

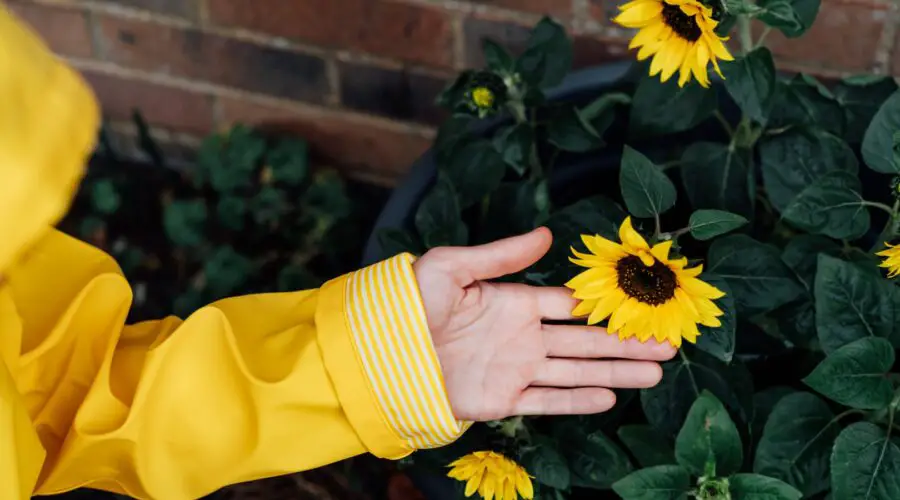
[344,253,467,449]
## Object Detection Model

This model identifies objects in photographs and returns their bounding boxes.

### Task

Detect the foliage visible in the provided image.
[381,9,900,500]
[62,123,365,321]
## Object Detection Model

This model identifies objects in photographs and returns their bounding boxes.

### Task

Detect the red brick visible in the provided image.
[572,35,629,69]
[81,70,214,134]
[468,0,572,17]
[338,62,450,125]
[7,1,93,58]
[95,15,329,103]
[764,0,886,73]
[463,17,533,68]
[90,0,199,20]
[207,0,454,68]
[217,96,432,181]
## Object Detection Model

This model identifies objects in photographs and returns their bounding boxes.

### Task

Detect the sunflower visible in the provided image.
[613,0,734,87]
[448,451,533,500]
[566,217,725,347]
[877,243,900,278]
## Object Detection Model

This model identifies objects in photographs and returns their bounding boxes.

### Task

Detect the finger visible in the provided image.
[514,387,616,415]
[537,287,579,320]
[533,359,663,389]
[422,227,553,286]
[542,325,677,360]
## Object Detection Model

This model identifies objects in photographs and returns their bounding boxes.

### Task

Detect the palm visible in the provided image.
[413,228,675,422]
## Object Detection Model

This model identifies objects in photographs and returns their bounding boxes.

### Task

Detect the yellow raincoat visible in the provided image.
[0,6,464,499]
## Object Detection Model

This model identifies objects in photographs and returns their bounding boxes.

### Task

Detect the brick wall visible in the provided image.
[8,0,897,185]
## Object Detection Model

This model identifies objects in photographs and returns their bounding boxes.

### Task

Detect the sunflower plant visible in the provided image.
[379,6,900,500]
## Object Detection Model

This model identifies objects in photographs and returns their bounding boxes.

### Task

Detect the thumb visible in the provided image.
[425,227,553,286]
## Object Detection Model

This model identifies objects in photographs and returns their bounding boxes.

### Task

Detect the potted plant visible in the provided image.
[365,3,900,499]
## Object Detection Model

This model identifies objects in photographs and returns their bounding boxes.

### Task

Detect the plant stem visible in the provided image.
[738,15,754,55]
[862,200,897,218]
[868,199,900,253]
[755,26,772,48]
[713,110,734,137]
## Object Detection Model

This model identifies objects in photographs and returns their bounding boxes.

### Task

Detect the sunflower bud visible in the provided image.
[464,71,507,118]
[892,176,900,200]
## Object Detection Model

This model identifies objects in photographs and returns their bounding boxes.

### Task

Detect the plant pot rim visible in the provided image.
[361,60,637,266]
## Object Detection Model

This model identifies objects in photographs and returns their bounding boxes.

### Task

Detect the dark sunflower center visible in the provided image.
[616,255,677,305]
[661,3,702,42]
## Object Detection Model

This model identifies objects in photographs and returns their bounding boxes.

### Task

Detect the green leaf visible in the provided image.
[90,179,121,215]
[200,125,266,193]
[483,39,515,73]
[769,76,844,135]
[832,422,900,500]
[444,139,506,208]
[520,436,570,490]
[515,17,572,89]
[782,234,842,292]
[730,474,803,500]
[629,76,716,136]
[619,146,677,218]
[722,48,777,124]
[754,392,839,497]
[688,210,748,241]
[641,348,754,436]
[216,196,247,231]
[681,142,754,219]
[757,0,820,37]
[492,123,533,175]
[434,114,475,165]
[378,228,423,257]
[750,387,797,444]
[204,246,253,297]
[781,171,870,240]
[708,235,804,316]
[547,106,604,152]
[863,89,900,173]
[759,127,858,212]
[415,174,468,248]
[560,429,634,489]
[617,425,676,468]
[580,92,631,121]
[834,75,898,143]
[803,337,895,410]
[815,254,895,353]
[482,181,542,242]
[267,138,308,185]
[675,391,743,476]
[695,276,736,363]
[612,465,691,500]
[163,199,207,248]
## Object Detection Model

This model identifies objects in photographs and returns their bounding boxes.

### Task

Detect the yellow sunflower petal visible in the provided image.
[651,240,674,262]
[465,468,484,497]
[619,217,651,254]
[679,275,725,299]
[613,1,663,28]
[516,471,534,499]
[589,289,627,324]
[566,267,613,289]
[630,21,666,49]
[581,234,627,260]
[573,298,599,317]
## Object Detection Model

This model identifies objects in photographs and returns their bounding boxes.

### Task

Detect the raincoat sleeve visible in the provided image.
[0,6,466,500]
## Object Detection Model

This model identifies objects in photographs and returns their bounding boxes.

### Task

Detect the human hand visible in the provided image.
[413,227,676,422]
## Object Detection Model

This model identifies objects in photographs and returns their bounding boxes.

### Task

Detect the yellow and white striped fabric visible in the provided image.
[345,253,467,449]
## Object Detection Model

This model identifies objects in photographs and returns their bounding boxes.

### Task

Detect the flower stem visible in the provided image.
[738,15,754,55]
[713,110,734,137]
[755,26,772,48]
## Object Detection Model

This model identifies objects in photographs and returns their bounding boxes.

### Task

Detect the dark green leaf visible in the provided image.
[754,392,839,496]
[561,429,634,489]
[580,92,631,121]
[769,76,844,135]
[415,174,468,248]
[629,76,717,136]
[707,235,804,316]
[267,138,308,185]
[642,348,754,436]
[675,391,743,476]
[378,228,424,257]
[520,436,570,490]
[722,48,777,124]
[620,146,677,218]
[834,75,898,143]
[250,187,289,225]
[730,474,803,500]
[782,234,841,292]
[204,246,253,297]
[515,17,572,89]
[612,465,691,500]
[681,142,754,219]
[493,123,533,175]
[163,199,207,248]
[200,125,266,193]
[815,254,895,353]
[90,179,121,215]
[759,127,858,212]
[482,181,541,242]
[483,39,515,73]
[863,89,900,173]
[216,196,247,231]
[695,276,736,363]
[803,337,895,410]
[750,386,797,444]
[434,114,476,165]
[617,425,676,468]
[832,422,900,500]
[688,210,748,241]
[782,171,870,239]
[757,0,820,37]
[547,107,604,152]
[444,139,506,208]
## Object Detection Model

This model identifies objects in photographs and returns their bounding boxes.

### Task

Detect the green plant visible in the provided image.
[64,123,360,321]
[381,6,900,500]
